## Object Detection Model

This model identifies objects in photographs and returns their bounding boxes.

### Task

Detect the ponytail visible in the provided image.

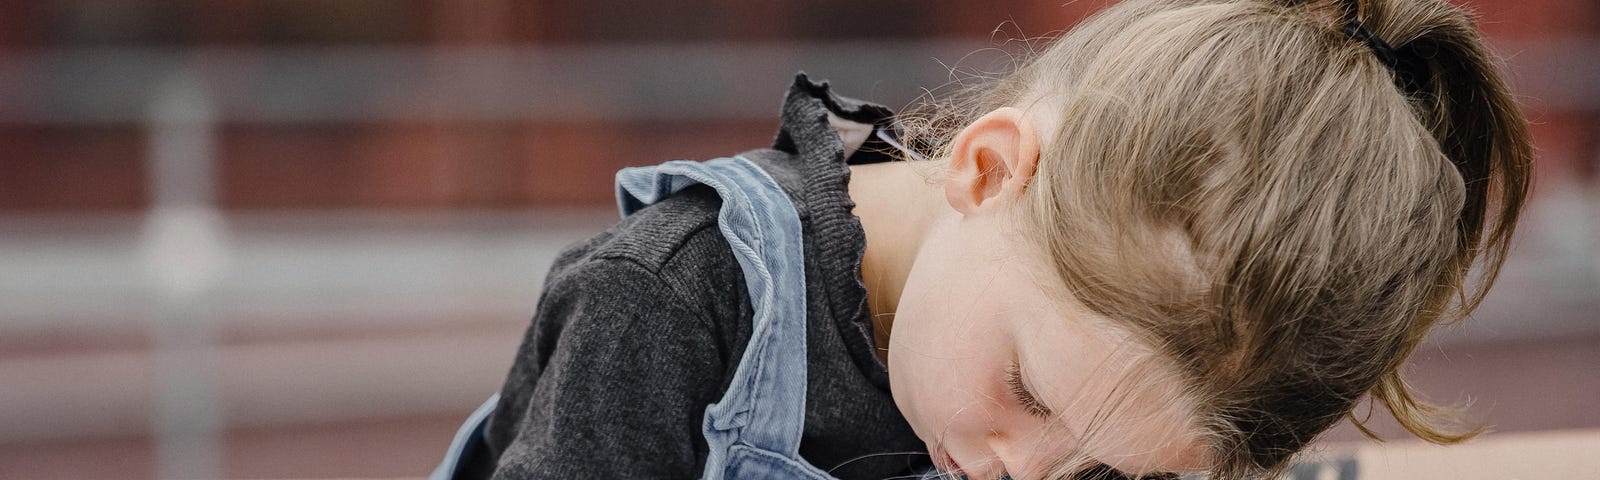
[1324,0,1534,445]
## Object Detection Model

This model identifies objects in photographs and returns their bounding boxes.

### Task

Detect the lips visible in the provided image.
[938,450,963,475]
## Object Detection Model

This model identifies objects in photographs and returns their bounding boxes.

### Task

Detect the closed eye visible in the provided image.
[1005,361,1053,418]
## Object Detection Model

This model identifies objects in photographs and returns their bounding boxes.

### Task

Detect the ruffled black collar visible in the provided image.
[766,73,900,391]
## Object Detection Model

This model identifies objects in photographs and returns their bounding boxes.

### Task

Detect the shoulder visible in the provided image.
[559,182,741,282]
[486,217,740,478]
[539,183,751,342]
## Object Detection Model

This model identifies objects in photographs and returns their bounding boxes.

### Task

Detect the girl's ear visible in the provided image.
[943,107,1041,215]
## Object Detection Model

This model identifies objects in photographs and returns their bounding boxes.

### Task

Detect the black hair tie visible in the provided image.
[1341,20,1431,96]
[1342,20,1471,177]
[1341,21,1398,69]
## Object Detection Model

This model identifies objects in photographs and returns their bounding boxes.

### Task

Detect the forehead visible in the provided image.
[1002,272,1211,473]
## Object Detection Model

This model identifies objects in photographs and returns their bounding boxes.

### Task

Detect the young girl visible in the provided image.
[439,0,1531,478]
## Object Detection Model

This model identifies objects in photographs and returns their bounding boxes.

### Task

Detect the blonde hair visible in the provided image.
[896,0,1533,477]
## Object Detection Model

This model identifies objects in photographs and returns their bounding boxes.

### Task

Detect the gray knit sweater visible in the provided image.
[467,74,930,479]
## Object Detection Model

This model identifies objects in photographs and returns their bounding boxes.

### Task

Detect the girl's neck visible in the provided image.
[847,160,948,365]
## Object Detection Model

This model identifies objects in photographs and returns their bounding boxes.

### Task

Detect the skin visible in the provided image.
[848,107,1211,479]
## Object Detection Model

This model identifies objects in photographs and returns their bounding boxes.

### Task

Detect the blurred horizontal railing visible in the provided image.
[0,38,1594,125]
[0,210,611,341]
[0,41,1005,124]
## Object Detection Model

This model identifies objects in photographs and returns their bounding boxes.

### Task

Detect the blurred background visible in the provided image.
[0,1,1593,478]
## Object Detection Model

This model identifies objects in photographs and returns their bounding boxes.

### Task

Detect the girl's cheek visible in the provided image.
[923,373,1005,436]
[965,375,1020,430]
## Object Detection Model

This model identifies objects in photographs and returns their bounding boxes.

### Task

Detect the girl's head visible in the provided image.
[882,0,1532,477]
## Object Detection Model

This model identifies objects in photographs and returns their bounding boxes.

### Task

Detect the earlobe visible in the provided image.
[943,107,1041,215]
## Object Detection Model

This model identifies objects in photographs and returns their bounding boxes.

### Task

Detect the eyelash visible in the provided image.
[1005,361,1052,418]
[1003,365,1160,479]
